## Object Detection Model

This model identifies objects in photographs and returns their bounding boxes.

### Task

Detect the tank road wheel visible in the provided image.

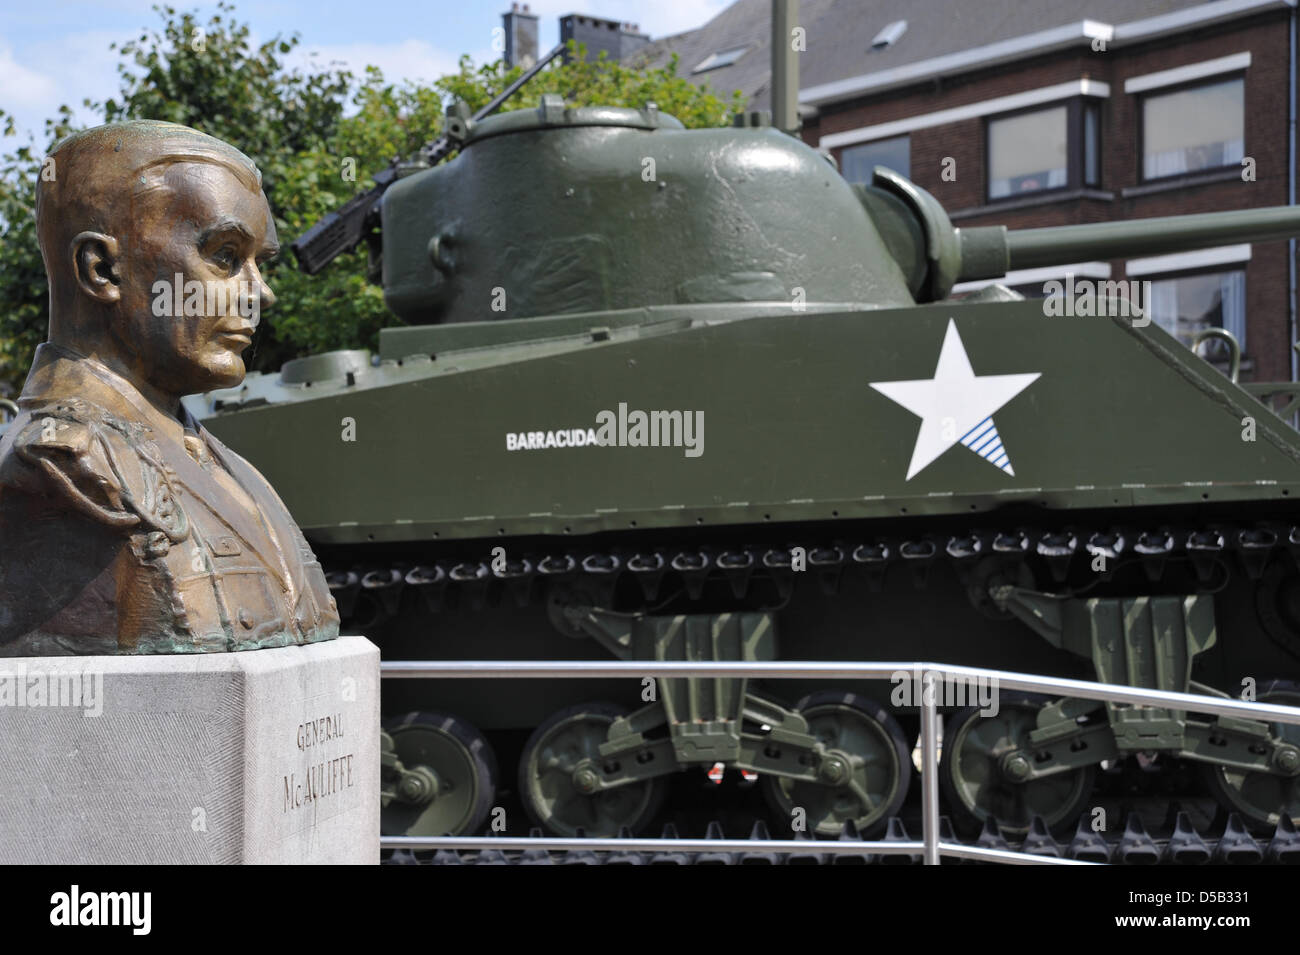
[381,711,498,837]
[1201,679,1300,831]
[760,691,911,838]
[519,703,667,838]
[940,697,1095,838]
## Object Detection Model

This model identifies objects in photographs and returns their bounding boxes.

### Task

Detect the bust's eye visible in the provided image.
[212,246,238,273]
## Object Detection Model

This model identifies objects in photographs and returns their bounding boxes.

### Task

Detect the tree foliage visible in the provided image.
[0,3,744,395]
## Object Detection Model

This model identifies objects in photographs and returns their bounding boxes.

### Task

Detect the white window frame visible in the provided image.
[818,79,1109,151]
[1124,52,1251,94]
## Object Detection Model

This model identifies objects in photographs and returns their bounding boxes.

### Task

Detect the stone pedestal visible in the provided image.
[0,636,379,864]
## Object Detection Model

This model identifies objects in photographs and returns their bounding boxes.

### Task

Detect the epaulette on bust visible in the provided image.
[20,396,150,445]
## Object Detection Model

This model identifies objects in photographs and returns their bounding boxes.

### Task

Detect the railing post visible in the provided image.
[921,669,940,866]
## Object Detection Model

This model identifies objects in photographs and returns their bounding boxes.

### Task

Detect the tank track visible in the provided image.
[332,514,1300,855]
[330,518,1300,613]
[381,812,1300,865]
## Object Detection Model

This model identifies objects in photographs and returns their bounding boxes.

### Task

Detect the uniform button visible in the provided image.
[238,608,255,630]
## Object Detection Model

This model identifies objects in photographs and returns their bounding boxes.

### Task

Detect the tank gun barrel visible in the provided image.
[959,205,1300,282]
[862,167,1300,301]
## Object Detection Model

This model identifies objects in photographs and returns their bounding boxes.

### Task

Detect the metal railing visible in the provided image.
[380,660,1300,865]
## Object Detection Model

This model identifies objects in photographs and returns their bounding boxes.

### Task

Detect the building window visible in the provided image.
[1141,78,1244,180]
[870,20,908,52]
[988,106,1067,199]
[692,46,748,74]
[986,99,1100,201]
[1147,269,1247,355]
[839,135,910,183]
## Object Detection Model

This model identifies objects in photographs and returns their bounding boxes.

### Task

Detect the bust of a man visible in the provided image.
[0,121,339,654]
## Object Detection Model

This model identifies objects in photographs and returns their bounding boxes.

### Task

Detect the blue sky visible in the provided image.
[0,0,730,147]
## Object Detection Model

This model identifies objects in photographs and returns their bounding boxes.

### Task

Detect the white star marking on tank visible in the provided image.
[869,319,1040,481]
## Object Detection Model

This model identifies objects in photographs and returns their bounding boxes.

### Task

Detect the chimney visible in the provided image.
[560,13,650,63]
[619,21,651,60]
[503,3,539,68]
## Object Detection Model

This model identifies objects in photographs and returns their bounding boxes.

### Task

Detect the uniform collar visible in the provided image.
[24,343,192,447]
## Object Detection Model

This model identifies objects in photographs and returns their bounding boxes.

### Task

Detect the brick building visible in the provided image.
[637,0,1299,384]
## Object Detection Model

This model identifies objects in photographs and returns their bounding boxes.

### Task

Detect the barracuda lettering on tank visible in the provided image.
[505,403,704,458]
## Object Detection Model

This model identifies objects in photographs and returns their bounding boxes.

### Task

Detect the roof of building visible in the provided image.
[631,0,1287,111]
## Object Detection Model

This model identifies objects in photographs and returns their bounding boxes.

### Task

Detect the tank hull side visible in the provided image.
[201,299,1300,544]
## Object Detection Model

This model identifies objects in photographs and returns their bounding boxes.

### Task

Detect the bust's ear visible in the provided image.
[71,232,121,304]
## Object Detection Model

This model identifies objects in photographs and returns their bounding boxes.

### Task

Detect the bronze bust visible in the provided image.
[0,121,339,654]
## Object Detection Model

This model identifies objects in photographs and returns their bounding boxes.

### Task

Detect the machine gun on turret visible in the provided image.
[289,42,566,275]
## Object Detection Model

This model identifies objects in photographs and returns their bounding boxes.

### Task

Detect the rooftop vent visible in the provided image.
[871,20,908,52]
[692,45,749,74]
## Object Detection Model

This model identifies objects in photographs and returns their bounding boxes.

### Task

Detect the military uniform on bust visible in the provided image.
[0,343,339,655]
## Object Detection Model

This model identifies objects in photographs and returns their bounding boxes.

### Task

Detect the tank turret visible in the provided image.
[378,95,917,323]
[377,93,1300,320]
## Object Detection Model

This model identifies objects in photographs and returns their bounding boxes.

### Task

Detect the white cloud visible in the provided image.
[0,42,61,139]
[0,28,482,148]
[288,39,487,88]
[0,30,131,145]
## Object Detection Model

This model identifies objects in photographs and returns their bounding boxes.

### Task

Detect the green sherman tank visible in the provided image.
[185,93,1300,851]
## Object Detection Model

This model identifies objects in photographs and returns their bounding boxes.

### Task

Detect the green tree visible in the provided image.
[0,112,53,394]
[0,3,744,395]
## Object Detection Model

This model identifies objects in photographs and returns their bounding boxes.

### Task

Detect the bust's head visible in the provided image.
[35,121,278,405]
